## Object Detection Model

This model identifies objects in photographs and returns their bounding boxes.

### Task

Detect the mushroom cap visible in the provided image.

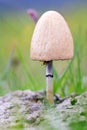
[30,11,74,61]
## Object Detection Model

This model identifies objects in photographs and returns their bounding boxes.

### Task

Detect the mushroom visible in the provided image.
[30,11,74,104]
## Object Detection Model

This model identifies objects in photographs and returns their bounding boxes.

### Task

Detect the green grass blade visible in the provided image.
[54,59,74,93]
[17,48,38,90]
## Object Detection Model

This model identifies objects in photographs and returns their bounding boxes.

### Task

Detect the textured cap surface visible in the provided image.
[30,11,74,61]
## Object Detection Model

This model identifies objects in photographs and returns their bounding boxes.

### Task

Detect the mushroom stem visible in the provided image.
[46,61,54,104]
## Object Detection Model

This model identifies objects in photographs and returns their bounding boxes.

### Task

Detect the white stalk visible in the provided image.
[46,61,54,104]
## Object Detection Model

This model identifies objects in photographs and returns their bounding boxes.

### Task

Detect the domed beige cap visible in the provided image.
[30,11,74,61]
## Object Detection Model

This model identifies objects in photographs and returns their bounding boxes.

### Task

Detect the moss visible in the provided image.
[70,98,77,105]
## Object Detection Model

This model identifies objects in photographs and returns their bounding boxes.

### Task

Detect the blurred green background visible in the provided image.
[0,0,87,96]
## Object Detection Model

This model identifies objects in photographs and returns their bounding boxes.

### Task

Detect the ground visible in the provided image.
[0,90,87,130]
